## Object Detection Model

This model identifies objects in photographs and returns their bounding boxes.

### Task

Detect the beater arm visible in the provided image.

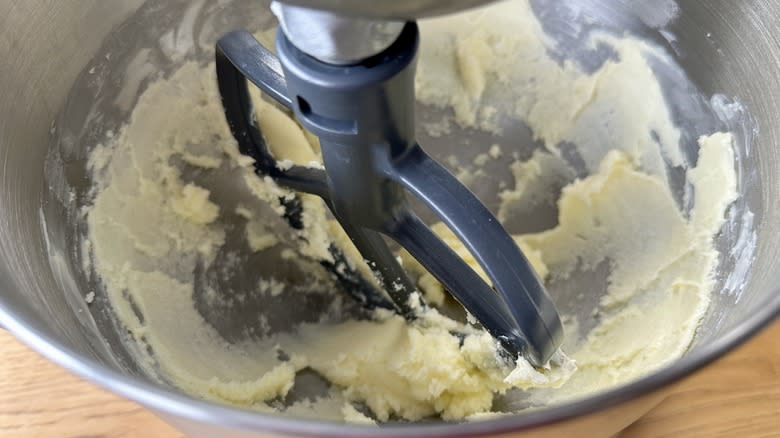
[215,4,563,366]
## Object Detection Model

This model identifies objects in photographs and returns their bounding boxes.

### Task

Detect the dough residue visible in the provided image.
[81,0,739,424]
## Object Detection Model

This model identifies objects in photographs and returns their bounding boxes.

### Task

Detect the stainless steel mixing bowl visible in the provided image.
[1,0,779,437]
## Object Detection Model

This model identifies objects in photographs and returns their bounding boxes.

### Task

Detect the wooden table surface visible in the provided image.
[1,320,778,438]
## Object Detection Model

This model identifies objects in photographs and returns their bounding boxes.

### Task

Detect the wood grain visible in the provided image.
[1,320,778,438]
[621,319,780,438]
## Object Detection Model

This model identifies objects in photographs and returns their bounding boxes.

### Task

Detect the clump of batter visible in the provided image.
[82,0,737,423]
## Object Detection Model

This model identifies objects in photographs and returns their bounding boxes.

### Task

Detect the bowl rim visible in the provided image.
[1,282,778,436]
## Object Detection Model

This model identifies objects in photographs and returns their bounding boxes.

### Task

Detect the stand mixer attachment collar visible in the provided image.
[215,13,563,366]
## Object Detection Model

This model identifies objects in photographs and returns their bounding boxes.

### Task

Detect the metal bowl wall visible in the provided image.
[0,1,778,436]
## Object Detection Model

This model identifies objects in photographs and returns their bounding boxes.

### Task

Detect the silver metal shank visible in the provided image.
[271,0,499,20]
[271,1,406,64]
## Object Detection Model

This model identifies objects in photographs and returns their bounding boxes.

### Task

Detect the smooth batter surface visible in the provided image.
[83,0,738,423]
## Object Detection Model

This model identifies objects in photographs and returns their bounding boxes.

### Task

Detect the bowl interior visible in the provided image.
[1,0,778,431]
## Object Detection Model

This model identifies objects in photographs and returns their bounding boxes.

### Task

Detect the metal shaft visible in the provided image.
[271,1,405,64]
[270,0,499,20]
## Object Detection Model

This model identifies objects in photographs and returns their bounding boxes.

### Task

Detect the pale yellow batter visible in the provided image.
[83,0,738,423]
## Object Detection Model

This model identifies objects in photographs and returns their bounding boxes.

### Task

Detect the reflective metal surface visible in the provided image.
[0,0,779,437]
[273,0,499,19]
[271,2,405,63]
